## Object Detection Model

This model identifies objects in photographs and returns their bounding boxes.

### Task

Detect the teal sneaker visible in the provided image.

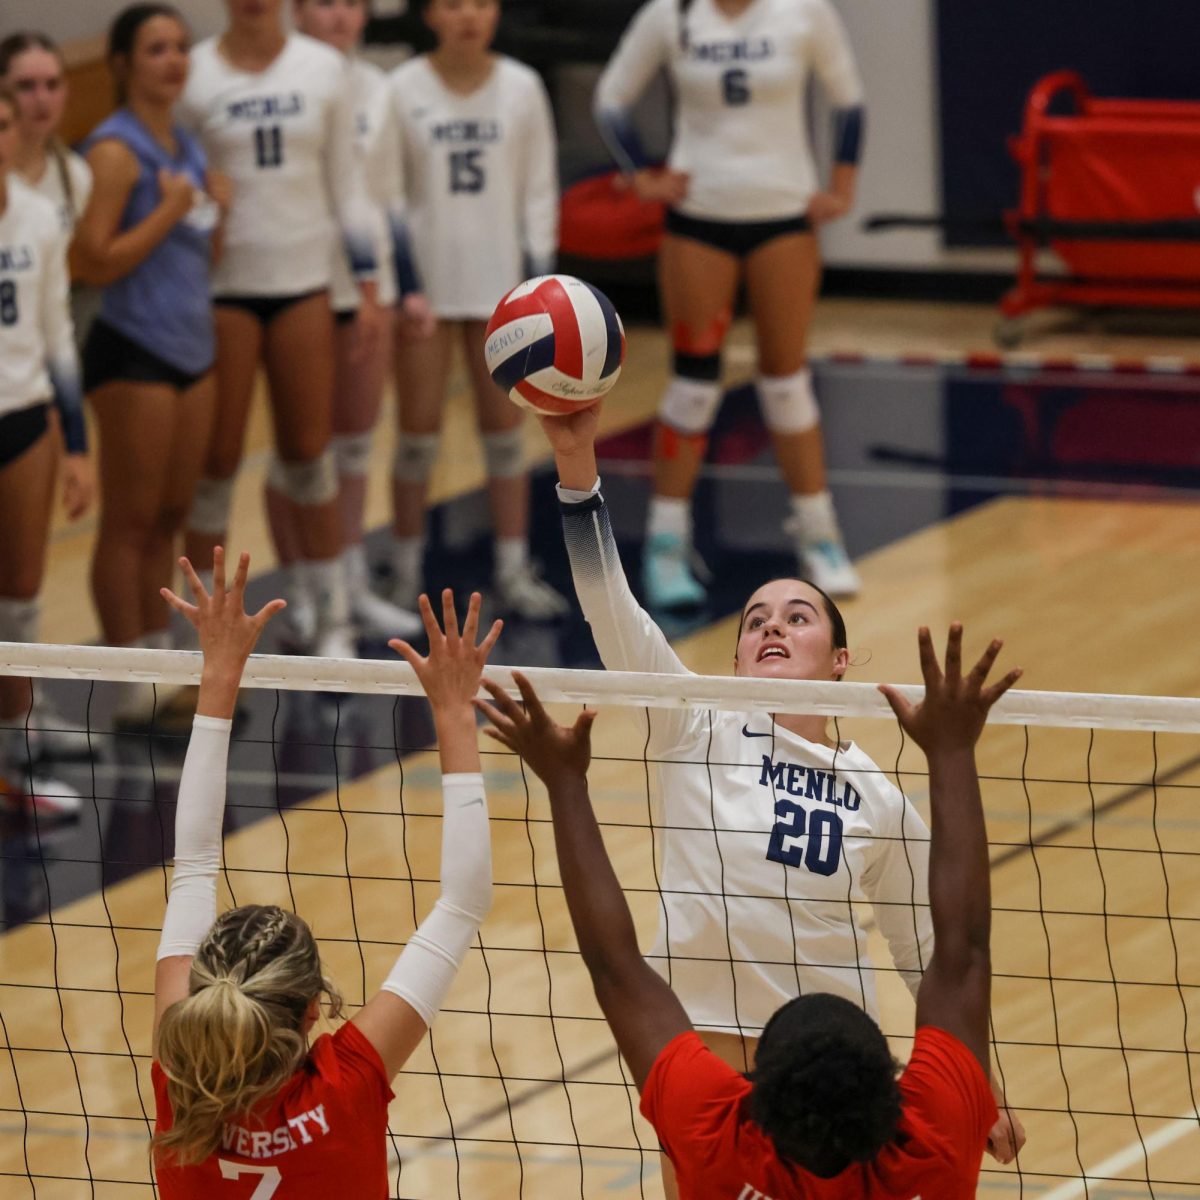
[643,532,707,610]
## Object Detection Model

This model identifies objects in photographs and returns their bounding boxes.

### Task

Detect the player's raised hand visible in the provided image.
[477,671,596,787]
[162,547,285,669]
[879,625,1021,755]
[389,590,502,714]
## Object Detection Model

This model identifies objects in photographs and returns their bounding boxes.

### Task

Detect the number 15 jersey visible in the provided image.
[388,55,559,320]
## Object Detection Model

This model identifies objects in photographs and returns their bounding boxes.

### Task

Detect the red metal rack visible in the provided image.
[998,71,1200,345]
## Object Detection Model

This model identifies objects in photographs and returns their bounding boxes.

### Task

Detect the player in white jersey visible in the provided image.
[0,34,93,237]
[263,0,433,647]
[0,87,93,818]
[179,0,389,659]
[596,0,866,610]
[386,0,568,621]
[540,404,1025,1194]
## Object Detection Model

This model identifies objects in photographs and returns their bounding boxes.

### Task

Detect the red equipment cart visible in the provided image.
[998,71,1200,346]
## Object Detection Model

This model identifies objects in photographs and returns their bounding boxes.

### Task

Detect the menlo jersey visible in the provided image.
[561,489,932,1035]
[388,54,558,320]
[180,34,382,297]
[330,56,400,312]
[0,179,84,452]
[596,0,864,221]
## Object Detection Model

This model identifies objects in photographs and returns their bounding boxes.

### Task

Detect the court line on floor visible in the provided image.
[1038,1114,1199,1200]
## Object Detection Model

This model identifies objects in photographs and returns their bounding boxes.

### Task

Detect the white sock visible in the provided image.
[647,496,690,541]
[789,491,839,543]
[307,557,350,629]
[281,561,309,604]
[143,629,171,651]
[0,596,40,644]
[495,537,528,579]
[390,536,424,583]
[342,542,369,592]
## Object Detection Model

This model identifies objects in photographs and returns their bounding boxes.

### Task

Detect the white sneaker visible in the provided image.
[784,516,861,598]
[496,563,570,620]
[280,586,318,650]
[26,697,94,761]
[2,767,83,820]
[314,624,359,660]
[351,587,424,640]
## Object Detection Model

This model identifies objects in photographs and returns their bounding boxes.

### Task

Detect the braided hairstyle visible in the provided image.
[748,993,902,1173]
[154,905,343,1167]
[0,33,77,223]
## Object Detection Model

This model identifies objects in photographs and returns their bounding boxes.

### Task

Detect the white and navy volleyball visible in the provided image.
[485,275,626,415]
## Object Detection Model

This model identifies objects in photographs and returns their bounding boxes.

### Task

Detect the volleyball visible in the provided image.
[484,274,626,415]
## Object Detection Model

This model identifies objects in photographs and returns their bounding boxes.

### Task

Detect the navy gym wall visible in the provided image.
[937,0,1200,246]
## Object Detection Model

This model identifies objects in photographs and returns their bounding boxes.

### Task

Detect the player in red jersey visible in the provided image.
[150,547,500,1196]
[479,625,1020,1200]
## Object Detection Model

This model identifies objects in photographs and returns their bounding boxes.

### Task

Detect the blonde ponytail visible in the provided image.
[153,905,342,1167]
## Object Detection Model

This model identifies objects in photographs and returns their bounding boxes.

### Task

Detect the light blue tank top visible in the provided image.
[86,110,216,375]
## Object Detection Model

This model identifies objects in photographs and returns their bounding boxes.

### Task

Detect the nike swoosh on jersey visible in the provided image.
[741,725,774,738]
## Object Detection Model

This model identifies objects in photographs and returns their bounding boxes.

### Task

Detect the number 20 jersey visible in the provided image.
[596,0,864,222]
[388,55,559,320]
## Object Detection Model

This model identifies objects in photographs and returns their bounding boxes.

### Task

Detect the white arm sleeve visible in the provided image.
[558,480,697,749]
[381,773,492,1026]
[808,0,865,108]
[325,66,386,283]
[862,790,934,1001]
[156,715,231,961]
[521,74,560,278]
[594,0,672,174]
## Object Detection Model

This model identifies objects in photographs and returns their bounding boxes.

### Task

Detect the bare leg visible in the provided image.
[184,305,264,570]
[89,380,185,646]
[744,232,824,495]
[0,427,57,722]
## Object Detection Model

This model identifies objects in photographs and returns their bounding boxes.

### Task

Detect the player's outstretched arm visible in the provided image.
[351,591,501,1079]
[152,549,286,1053]
[478,673,691,1089]
[879,625,1021,1072]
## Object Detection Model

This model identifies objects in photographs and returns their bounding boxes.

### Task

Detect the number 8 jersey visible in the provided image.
[596,0,864,222]
[387,55,559,320]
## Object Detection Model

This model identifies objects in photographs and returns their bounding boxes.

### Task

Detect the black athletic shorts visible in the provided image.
[83,319,212,393]
[664,210,812,257]
[334,306,358,328]
[213,288,328,326]
[0,403,50,470]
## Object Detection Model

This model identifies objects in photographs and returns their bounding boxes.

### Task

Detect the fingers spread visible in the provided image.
[388,638,423,670]
[461,591,481,647]
[877,683,913,724]
[480,677,526,723]
[916,626,940,687]
[982,667,1023,707]
[179,556,207,605]
[943,622,963,684]
[212,545,226,598]
[479,618,504,658]
[416,593,440,641]
[967,637,1004,691]
[511,671,548,722]
[160,587,197,619]
[231,551,251,605]
[441,588,459,642]
[253,597,287,629]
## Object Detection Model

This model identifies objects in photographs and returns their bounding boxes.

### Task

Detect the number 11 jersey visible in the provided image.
[388,55,559,320]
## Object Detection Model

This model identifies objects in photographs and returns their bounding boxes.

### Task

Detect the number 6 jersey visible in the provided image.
[596,0,864,222]
[559,486,933,1036]
[387,55,559,320]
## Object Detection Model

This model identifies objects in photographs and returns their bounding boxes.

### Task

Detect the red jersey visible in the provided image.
[640,1025,997,1200]
[153,1020,393,1199]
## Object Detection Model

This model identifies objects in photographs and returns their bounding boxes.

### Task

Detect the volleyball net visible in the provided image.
[0,643,1197,1199]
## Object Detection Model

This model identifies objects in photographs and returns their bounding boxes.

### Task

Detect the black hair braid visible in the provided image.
[749,1027,902,1166]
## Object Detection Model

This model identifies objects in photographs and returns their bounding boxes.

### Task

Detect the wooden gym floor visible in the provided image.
[2,297,1199,1197]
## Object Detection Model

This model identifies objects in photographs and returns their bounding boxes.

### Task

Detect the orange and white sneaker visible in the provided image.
[1,768,83,821]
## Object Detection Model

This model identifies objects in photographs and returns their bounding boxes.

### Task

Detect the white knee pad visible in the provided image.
[0,597,39,644]
[189,476,236,536]
[392,433,440,484]
[659,376,723,435]
[758,368,820,435]
[482,427,525,480]
[333,431,373,480]
[278,450,338,507]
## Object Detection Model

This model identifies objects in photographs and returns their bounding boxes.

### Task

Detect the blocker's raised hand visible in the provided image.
[878,624,1022,756]
[477,671,596,787]
[162,547,285,671]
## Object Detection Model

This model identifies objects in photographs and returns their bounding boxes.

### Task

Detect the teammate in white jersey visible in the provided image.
[263,0,433,648]
[179,0,389,659]
[540,404,1025,1194]
[0,86,93,818]
[596,0,866,609]
[386,0,567,620]
[0,34,93,237]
